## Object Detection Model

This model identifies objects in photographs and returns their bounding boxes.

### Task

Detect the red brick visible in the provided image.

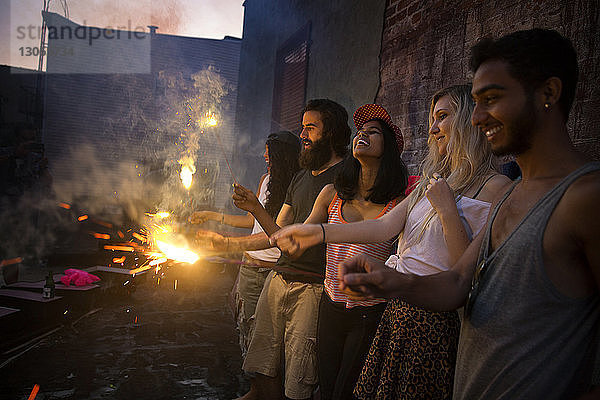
[377,0,600,161]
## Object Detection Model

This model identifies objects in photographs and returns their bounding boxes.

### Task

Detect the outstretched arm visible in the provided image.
[189,210,254,228]
[223,203,296,252]
[271,193,409,255]
[201,188,296,254]
[338,229,484,311]
[189,175,268,229]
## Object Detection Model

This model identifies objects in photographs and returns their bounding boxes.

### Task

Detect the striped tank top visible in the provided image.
[324,193,398,308]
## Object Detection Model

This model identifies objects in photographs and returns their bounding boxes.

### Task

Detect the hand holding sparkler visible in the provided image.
[232,184,261,214]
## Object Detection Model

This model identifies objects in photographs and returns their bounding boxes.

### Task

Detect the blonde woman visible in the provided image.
[271,84,511,399]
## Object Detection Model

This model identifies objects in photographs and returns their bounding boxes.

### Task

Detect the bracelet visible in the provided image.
[319,223,326,244]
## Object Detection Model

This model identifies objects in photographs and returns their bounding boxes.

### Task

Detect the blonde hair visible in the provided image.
[405,84,497,240]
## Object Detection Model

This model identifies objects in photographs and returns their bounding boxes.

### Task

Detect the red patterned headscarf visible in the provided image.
[353,104,404,153]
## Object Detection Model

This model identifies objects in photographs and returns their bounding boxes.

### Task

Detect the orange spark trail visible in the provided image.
[104,245,134,252]
[28,384,40,400]
[0,257,23,267]
[132,232,145,242]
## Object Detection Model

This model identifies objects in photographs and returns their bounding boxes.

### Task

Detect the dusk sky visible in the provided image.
[0,0,245,70]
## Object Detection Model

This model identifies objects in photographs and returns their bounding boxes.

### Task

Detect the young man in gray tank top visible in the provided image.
[337,29,600,399]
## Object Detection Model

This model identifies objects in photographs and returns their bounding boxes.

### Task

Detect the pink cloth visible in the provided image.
[60,268,101,286]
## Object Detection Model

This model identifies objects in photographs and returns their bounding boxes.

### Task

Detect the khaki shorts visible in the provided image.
[243,271,323,399]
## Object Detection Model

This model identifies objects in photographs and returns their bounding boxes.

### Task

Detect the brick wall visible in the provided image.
[378,0,600,173]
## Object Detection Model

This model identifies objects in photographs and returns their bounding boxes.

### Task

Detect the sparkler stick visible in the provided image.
[214,131,238,185]
[204,256,324,279]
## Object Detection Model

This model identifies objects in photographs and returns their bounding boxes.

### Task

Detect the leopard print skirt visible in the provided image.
[354,298,460,400]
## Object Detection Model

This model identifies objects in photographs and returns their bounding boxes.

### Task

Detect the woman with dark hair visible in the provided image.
[296,104,408,400]
[189,131,300,400]
[272,84,511,399]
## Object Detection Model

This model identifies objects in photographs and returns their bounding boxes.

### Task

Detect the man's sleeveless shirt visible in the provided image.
[455,163,600,399]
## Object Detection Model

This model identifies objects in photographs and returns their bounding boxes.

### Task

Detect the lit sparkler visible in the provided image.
[155,240,199,264]
[204,111,218,127]
[145,211,171,219]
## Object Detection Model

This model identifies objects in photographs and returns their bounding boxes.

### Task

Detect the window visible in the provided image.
[271,23,311,132]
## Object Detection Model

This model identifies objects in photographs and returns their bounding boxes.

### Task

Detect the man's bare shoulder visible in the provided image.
[558,169,600,235]
[476,174,513,203]
[562,169,600,209]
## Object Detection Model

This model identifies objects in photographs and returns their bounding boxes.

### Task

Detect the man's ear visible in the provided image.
[540,76,562,109]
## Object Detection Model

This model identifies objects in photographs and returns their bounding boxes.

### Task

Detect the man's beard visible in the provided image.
[299,136,332,170]
[492,98,536,157]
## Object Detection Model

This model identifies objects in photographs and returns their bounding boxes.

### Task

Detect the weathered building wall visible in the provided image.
[378,0,600,173]
[233,0,386,189]
[42,12,241,214]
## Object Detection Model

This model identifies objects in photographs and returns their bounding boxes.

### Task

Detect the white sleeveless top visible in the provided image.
[385,195,490,275]
[245,174,281,262]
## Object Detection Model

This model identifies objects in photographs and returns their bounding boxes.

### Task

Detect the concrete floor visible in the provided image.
[0,262,248,399]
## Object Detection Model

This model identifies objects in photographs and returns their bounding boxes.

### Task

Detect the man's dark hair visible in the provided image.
[303,99,351,157]
[470,29,578,120]
[334,119,408,204]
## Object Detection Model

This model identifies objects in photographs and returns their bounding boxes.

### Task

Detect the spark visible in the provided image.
[77,215,88,221]
[149,257,167,266]
[205,112,218,127]
[117,231,125,239]
[0,257,22,267]
[145,211,171,219]
[92,233,111,240]
[104,245,134,252]
[58,203,71,209]
[112,256,126,263]
[180,163,196,190]
[174,279,178,290]
[155,240,199,264]
[132,232,146,242]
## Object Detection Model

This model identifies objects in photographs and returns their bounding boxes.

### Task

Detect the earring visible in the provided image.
[544,102,551,109]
